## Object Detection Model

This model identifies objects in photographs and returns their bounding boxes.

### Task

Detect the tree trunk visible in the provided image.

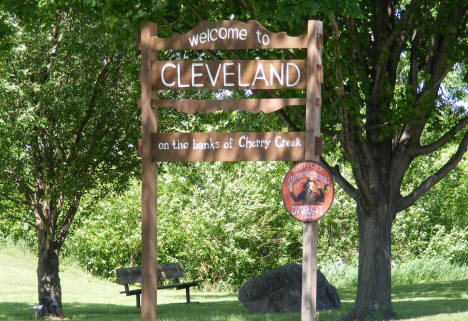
[343,200,396,321]
[37,228,63,318]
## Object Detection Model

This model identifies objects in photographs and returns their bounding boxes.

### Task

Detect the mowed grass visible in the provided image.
[0,241,467,321]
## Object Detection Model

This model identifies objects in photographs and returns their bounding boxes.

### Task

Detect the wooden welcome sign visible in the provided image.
[138,19,323,321]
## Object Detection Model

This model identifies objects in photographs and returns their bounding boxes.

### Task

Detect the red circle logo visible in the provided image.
[282,161,334,221]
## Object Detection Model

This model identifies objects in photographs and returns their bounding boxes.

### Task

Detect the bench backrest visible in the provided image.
[116,263,185,285]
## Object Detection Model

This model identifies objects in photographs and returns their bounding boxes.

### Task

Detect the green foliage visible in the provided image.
[156,162,299,288]
[394,141,468,264]
[424,226,468,265]
[61,184,142,278]
[392,258,468,286]
[60,160,358,289]
[0,0,141,237]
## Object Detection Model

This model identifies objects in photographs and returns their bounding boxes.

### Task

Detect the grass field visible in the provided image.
[0,241,467,321]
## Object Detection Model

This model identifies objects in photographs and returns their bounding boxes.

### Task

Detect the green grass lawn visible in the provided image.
[0,242,467,321]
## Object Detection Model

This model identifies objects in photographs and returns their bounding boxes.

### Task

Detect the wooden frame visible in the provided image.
[138,19,323,321]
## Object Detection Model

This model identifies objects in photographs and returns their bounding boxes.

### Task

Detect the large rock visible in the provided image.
[238,263,340,313]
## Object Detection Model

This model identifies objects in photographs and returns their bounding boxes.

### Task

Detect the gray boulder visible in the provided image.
[238,263,340,313]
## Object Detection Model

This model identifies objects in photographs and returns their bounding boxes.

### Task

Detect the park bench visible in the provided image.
[115,263,201,308]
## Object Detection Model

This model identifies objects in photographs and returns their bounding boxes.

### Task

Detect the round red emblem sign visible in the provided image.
[282,161,334,221]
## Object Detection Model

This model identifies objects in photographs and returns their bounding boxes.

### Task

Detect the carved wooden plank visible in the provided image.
[116,263,185,285]
[152,60,306,90]
[150,132,305,162]
[149,20,307,50]
[153,98,306,113]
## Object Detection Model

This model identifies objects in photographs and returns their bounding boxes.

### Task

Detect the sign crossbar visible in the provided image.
[153,98,306,114]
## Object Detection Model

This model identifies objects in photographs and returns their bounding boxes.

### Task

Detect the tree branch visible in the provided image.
[414,116,468,156]
[2,168,34,205]
[320,156,358,201]
[277,109,299,131]
[56,194,81,247]
[238,0,257,18]
[0,215,37,230]
[65,57,112,165]
[330,12,375,205]
[0,190,32,209]
[398,130,468,211]
[330,12,345,97]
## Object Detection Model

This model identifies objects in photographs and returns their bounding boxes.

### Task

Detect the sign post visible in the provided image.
[140,22,158,321]
[302,20,323,321]
[137,19,323,321]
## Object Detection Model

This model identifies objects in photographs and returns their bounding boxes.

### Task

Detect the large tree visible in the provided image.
[0,3,140,317]
[320,2,467,319]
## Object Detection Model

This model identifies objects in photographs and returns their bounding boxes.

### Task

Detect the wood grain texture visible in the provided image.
[116,263,185,284]
[139,22,158,321]
[152,60,306,90]
[150,132,305,162]
[150,20,307,50]
[302,20,323,321]
[154,98,306,113]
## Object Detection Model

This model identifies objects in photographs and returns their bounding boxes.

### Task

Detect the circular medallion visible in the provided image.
[282,161,334,221]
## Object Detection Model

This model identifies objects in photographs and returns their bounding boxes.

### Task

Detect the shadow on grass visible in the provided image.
[0,300,348,321]
[189,293,239,300]
[393,299,468,319]
[391,279,468,320]
[0,280,466,321]
[393,279,468,299]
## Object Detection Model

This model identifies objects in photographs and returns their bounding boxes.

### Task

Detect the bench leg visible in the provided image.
[185,287,190,304]
[136,293,141,308]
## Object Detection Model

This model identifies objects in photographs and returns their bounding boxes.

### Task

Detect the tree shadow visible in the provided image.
[1,281,466,321]
[393,299,468,319]
[392,279,468,299]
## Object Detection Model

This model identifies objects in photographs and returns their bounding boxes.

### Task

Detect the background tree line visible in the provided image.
[2,149,466,286]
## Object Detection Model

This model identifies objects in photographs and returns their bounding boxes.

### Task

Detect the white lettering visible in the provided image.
[188,27,249,46]
[192,138,220,150]
[177,64,189,87]
[252,63,269,87]
[160,61,303,89]
[256,30,262,43]
[262,34,270,45]
[286,62,301,87]
[237,63,249,87]
[275,136,282,147]
[223,62,235,87]
[219,27,228,39]
[158,142,169,150]
[239,136,246,148]
[227,28,239,39]
[199,31,208,44]
[191,63,204,87]
[206,63,222,86]
[188,34,199,46]
[238,135,271,149]
[209,28,218,41]
[270,63,284,86]
[275,136,302,148]
[161,63,176,87]
[239,29,247,40]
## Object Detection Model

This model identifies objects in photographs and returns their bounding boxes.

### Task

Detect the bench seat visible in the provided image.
[116,263,201,307]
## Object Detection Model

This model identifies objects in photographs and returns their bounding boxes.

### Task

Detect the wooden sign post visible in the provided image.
[138,19,323,321]
[302,20,323,321]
